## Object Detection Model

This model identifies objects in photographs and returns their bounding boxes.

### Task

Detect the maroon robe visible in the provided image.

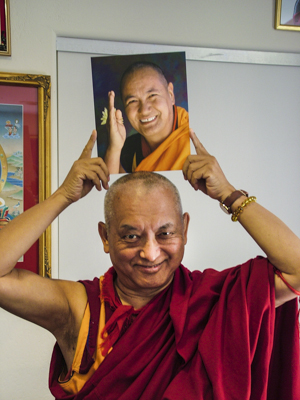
[49,257,300,399]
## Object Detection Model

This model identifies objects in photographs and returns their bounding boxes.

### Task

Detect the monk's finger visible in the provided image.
[182,154,196,180]
[183,154,206,181]
[186,160,205,184]
[108,91,116,113]
[115,109,124,125]
[89,160,110,191]
[182,157,189,180]
[183,161,204,191]
[79,130,97,160]
[189,129,209,156]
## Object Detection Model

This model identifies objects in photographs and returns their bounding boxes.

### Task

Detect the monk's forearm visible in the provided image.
[233,198,300,289]
[104,146,122,174]
[0,190,70,276]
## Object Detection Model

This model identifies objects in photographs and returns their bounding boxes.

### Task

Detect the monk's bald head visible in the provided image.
[104,171,183,232]
[120,61,169,101]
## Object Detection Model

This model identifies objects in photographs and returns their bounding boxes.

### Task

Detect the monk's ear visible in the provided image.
[98,222,110,254]
[167,82,175,105]
[182,212,190,245]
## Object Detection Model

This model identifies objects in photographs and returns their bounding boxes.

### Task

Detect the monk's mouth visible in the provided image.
[140,116,157,124]
[137,261,164,272]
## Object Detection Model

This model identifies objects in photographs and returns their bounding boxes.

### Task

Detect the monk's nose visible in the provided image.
[138,100,150,114]
[139,239,160,262]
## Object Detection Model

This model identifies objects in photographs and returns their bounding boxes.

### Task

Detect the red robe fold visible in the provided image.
[49,257,300,400]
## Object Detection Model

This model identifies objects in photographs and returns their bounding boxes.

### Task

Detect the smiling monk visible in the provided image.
[0,131,300,399]
[104,61,190,173]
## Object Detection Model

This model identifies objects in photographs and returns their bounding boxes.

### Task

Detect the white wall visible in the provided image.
[57,46,300,279]
[0,1,299,399]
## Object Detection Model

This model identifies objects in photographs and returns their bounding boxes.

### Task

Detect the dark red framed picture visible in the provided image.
[0,0,11,56]
[0,72,51,276]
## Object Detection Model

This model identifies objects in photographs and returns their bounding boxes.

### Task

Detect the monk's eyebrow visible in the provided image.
[124,87,160,103]
[123,94,136,103]
[146,87,159,93]
[158,223,175,231]
[119,222,175,233]
[119,224,140,232]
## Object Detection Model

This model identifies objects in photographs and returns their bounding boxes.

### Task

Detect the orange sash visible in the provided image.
[58,277,108,395]
[135,106,190,172]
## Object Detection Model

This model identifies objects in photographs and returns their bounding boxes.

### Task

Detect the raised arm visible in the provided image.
[0,131,109,368]
[183,130,300,307]
[104,91,126,173]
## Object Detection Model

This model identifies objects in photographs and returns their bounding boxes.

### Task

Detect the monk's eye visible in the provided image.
[127,99,137,105]
[123,234,138,241]
[158,231,173,239]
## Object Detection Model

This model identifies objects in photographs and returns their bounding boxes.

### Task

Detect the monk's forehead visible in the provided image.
[123,67,167,90]
[112,181,176,207]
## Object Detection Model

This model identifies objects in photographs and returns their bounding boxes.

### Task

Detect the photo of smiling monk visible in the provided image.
[91,53,190,174]
[105,61,190,173]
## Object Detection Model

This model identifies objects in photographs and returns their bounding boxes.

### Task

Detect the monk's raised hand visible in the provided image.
[183,129,234,202]
[60,130,110,204]
[107,91,126,152]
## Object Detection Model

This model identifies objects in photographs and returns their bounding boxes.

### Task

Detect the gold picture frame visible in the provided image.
[0,72,51,277]
[0,0,11,56]
[275,0,300,31]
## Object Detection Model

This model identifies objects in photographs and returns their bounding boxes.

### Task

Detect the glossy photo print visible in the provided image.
[91,52,190,173]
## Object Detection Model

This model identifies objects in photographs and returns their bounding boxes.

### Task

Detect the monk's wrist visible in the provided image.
[106,145,122,156]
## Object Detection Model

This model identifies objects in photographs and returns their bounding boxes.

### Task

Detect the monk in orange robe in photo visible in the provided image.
[104,61,190,173]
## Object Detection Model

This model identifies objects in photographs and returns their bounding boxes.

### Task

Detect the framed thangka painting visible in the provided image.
[0,104,23,221]
[0,72,51,276]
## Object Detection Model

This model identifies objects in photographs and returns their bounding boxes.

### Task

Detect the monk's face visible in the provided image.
[99,183,189,297]
[122,68,175,150]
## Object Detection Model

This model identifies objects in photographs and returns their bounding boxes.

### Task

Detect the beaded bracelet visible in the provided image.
[231,196,257,222]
